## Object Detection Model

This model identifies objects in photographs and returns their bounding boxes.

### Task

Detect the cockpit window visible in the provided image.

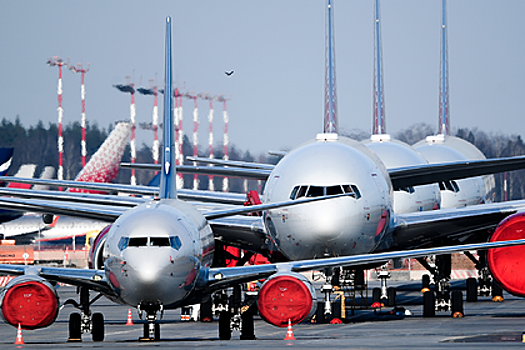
[290,184,361,200]
[396,186,415,194]
[170,236,182,250]
[307,186,324,197]
[118,237,129,251]
[128,237,148,247]
[149,237,170,247]
[440,180,460,193]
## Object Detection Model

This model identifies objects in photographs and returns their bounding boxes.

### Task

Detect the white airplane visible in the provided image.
[1,15,525,343]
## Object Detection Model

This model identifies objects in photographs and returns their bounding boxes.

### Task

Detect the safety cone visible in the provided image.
[284,319,296,340]
[126,309,134,326]
[14,323,24,345]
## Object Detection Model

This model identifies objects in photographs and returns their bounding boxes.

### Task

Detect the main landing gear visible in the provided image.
[463,250,504,302]
[417,255,464,318]
[64,287,105,342]
[217,285,257,340]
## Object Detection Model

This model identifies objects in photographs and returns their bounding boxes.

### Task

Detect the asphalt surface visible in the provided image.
[2,280,525,349]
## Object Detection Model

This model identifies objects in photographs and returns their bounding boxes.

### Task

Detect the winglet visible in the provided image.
[159,16,177,199]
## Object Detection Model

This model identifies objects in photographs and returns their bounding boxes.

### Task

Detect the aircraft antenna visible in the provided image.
[438,0,450,136]
[47,56,69,181]
[69,62,90,167]
[373,0,386,135]
[113,76,137,185]
[324,0,338,134]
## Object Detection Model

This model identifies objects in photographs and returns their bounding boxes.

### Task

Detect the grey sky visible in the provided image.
[0,1,524,157]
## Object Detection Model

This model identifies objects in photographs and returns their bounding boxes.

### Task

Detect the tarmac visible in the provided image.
[2,280,525,349]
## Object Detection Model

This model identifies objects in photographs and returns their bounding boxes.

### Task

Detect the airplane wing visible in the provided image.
[120,164,270,180]
[389,155,525,189]
[209,215,269,253]
[184,156,276,170]
[204,238,525,292]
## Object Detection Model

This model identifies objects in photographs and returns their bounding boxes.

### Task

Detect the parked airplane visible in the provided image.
[2,14,525,342]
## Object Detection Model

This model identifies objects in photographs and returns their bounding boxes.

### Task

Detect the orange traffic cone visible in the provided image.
[126,309,134,326]
[14,323,24,345]
[284,319,296,340]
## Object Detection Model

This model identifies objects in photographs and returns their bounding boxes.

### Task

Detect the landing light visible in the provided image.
[214,273,224,280]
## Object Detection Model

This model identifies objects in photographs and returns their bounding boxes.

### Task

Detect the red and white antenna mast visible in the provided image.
[69,62,91,167]
[218,95,229,192]
[206,95,215,191]
[174,88,184,189]
[137,80,160,174]
[113,76,136,185]
[47,56,69,181]
[192,94,200,190]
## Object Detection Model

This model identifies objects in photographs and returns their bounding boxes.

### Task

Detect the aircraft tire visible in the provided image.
[68,312,82,341]
[218,311,232,340]
[423,291,435,317]
[492,281,503,299]
[155,323,160,341]
[422,274,430,290]
[92,312,105,342]
[387,287,396,307]
[332,300,342,319]
[200,298,213,322]
[372,288,381,304]
[240,304,255,340]
[451,290,464,317]
[315,302,325,324]
[466,277,478,302]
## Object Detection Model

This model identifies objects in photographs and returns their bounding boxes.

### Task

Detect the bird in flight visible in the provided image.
[225,70,234,76]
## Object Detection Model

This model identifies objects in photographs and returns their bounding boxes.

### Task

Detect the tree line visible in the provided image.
[0,116,523,200]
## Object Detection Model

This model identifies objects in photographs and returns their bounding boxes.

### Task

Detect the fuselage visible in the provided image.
[103,199,213,309]
[363,135,440,213]
[263,134,392,260]
[414,135,493,208]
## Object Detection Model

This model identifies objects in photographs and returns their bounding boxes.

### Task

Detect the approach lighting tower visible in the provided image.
[114,77,137,185]
[191,94,200,190]
[69,62,91,167]
[204,95,215,191]
[137,81,160,173]
[47,56,69,181]
[174,88,184,189]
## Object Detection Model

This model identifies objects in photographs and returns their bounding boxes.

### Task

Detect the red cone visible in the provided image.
[14,323,24,345]
[284,319,296,340]
[126,309,134,326]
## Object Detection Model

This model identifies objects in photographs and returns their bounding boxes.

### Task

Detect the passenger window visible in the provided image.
[307,186,324,197]
[170,236,182,250]
[326,185,343,196]
[128,237,148,247]
[118,237,129,251]
[149,237,170,247]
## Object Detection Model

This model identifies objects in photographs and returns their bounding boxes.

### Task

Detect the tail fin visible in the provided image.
[159,17,177,199]
[71,122,131,190]
[0,148,13,177]
[32,166,56,191]
[7,165,36,189]
[324,0,338,134]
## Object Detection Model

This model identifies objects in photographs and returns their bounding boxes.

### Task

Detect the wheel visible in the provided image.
[387,287,396,307]
[91,312,105,342]
[422,274,430,290]
[372,288,381,303]
[451,290,464,317]
[466,277,478,302]
[423,291,435,317]
[143,323,149,339]
[332,300,342,319]
[200,298,213,322]
[68,312,82,341]
[492,280,504,301]
[218,311,231,340]
[240,305,255,340]
[315,302,325,324]
[155,323,160,341]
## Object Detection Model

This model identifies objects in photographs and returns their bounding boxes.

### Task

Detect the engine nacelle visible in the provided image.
[257,272,317,327]
[487,212,525,297]
[0,275,59,330]
[88,224,111,269]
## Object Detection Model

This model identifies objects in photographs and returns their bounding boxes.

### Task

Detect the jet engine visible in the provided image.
[487,212,525,297]
[88,224,111,269]
[257,272,317,327]
[0,275,59,329]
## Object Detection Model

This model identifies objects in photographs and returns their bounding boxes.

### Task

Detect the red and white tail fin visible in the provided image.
[70,122,131,191]
[7,164,36,189]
